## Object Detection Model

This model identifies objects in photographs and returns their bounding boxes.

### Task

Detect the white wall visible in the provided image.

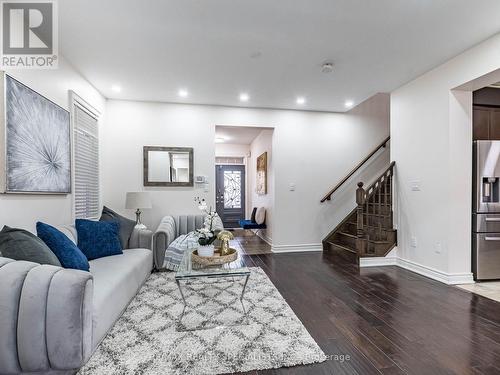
[248,130,274,244]
[0,58,106,232]
[391,32,500,283]
[215,143,250,158]
[101,93,389,249]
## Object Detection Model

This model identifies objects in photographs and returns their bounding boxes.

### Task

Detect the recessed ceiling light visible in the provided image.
[239,93,249,102]
[215,137,226,143]
[111,84,122,93]
[296,97,306,105]
[178,89,188,98]
[345,100,354,108]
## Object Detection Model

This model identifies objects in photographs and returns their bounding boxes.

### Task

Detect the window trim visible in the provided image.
[70,91,101,221]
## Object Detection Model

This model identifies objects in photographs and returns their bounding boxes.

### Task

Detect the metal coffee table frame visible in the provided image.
[175,249,251,332]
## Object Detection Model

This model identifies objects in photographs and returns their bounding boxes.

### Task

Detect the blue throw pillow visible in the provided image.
[36,222,89,271]
[75,219,123,260]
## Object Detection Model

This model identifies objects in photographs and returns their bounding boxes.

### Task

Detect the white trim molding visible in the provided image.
[360,250,474,285]
[253,230,272,246]
[271,243,322,253]
[360,248,398,267]
[359,256,397,267]
[396,258,474,285]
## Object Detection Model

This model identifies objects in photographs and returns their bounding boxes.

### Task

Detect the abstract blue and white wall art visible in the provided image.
[4,75,71,193]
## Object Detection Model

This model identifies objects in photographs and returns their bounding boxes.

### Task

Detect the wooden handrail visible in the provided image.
[320,136,390,203]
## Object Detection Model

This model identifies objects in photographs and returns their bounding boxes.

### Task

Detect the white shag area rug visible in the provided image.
[79,267,326,375]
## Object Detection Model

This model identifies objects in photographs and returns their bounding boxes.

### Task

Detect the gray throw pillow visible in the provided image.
[0,226,61,266]
[99,206,136,249]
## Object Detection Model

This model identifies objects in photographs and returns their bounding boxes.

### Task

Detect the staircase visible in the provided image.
[321,139,396,264]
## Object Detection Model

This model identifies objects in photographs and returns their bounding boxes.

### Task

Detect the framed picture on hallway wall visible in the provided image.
[0,74,71,194]
[256,152,267,195]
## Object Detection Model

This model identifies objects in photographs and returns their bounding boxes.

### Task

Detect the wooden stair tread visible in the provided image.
[326,241,357,254]
[367,239,391,245]
[336,230,392,244]
[362,213,390,217]
[337,231,356,238]
[346,221,396,231]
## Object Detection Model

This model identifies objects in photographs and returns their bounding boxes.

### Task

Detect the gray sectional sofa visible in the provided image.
[0,214,216,374]
[152,214,206,269]
[0,224,153,375]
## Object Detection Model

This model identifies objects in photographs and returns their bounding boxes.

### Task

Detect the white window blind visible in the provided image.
[74,104,99,219]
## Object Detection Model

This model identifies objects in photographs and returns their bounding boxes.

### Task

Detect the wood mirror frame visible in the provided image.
[143,146,194,187]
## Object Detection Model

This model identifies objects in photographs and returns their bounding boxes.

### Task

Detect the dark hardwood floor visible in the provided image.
[230,229,272,255]
[238,252,500,375]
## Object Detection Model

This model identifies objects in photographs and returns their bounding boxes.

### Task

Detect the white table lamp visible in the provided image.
[126,192,152,228]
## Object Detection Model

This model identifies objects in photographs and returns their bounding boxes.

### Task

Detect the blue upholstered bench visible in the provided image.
[240,207,266,229]
[239,219,267,230]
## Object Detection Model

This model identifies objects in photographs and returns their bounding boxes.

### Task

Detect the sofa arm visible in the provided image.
[153,216,177,270]
[0,257,93,374]
[129,227,153,250]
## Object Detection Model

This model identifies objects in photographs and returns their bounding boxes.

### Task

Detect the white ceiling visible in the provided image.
[215,126,267,145]
[60,0,500,112]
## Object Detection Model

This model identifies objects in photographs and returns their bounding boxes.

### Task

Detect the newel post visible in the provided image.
[356,182,367,256]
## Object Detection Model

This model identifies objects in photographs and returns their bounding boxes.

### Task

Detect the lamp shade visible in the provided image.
[125,192,152,209]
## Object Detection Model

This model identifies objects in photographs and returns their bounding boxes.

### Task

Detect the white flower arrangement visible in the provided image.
[193,197,219,246]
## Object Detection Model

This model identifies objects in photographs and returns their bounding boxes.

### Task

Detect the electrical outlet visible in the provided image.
[410,236,417,248]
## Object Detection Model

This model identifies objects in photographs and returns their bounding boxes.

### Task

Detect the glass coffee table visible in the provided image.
[175,248,250,331]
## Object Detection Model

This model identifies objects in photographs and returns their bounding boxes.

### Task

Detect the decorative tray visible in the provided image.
[191,248,238,266]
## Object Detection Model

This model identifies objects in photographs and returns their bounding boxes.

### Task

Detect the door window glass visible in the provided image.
[224,170,242,208]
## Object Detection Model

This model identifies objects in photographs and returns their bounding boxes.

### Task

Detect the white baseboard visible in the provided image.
[359,256,397,267]
[396,258,474,285]
[271,243,323,253]
[252,229,272,246]
[360,252,474,285]
[359,248,398,267]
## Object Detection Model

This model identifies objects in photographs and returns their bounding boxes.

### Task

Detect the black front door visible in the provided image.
[215,165,246,228]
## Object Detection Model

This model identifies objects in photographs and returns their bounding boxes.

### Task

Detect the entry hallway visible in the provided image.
[240,252,500,374]
[230,229,272,255]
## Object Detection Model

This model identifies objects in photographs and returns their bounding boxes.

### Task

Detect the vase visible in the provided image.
[198,244,215,257]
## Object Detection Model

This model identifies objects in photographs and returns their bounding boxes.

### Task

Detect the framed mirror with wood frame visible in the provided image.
[143,146,194,187]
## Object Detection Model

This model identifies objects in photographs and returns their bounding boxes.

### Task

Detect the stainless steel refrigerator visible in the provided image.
[473,140,500,280]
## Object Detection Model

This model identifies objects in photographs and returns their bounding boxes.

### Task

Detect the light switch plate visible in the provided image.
[435,242,442,254]
[411,180,421,191]
[410,236,417,248]
[289,183,296,191]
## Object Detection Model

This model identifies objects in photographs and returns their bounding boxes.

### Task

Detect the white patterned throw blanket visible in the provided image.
[162,234,199,271]
[162,214,224,271]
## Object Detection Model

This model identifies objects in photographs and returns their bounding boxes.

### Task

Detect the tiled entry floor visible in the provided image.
[457,281,500,303]
[228,229,272,255]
